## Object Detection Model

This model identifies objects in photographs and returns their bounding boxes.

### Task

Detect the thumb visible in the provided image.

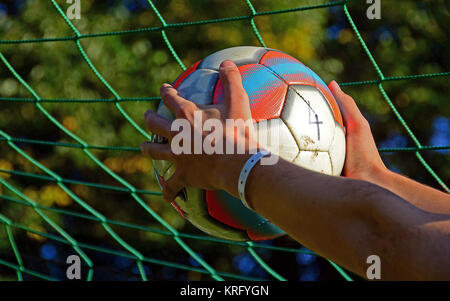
[219,60,251,118]
[328,81,365,130]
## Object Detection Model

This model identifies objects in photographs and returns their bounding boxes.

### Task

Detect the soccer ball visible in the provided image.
[153,46,345,241]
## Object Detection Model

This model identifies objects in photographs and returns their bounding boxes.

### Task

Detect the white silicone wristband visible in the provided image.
[238,150,271,210]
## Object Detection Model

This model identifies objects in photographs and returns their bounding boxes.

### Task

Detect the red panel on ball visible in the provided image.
[206,190,245,230]
[173,60,201,89]
[259,51,316,86]
[246,229,283,241]
[259,50,305,66]
[213,64,288,121]
[260,51,344,128]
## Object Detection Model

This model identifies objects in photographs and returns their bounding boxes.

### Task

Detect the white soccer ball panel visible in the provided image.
[198,46,267,70]
[293,151,332,174]
[156,69,218,120]
[329,122,346,176]
[281,86,335,152]
[256,118,299,162]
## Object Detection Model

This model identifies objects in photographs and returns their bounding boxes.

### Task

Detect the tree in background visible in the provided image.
[0,0,448,280]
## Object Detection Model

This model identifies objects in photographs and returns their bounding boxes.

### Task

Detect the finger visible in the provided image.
[144,109,172,138]
[328,81,365,127]
[160,83,196,118]
[163,170,185,203]
[219,60,250,117]
[140,141,173,161]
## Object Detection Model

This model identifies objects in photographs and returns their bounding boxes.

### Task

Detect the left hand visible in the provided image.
[142,60,257,202]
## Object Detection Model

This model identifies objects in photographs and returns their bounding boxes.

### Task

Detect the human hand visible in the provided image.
[142,60,258,202]
[328,81,387,182]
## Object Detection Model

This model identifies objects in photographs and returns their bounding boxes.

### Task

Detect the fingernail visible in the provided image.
[160,83,171,90]
[220,60,235,69]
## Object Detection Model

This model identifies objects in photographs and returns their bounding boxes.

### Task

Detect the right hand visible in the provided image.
[328,81,387,183]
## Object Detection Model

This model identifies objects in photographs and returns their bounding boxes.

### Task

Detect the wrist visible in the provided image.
[363,164,392,188]
[215,153,252,197]
[213,136,262,196]
[214,142,265,198]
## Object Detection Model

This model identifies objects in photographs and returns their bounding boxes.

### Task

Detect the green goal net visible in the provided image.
[0,0,448,281]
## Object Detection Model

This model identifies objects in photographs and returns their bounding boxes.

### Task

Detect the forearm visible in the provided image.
[246,159,382,277]
[366,167,450,214]
[220,156,450,279]
[220,156,397,277]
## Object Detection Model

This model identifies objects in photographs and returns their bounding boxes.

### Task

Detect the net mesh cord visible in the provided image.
[0,0,448,281]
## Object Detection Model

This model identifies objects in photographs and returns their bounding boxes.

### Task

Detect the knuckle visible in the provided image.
[161,86,176,99]
[187,102,198,111]
[339,94,354,107]
[224,69,239,81]
[177,102,196,118]
[346,95,356,103]
[359,116,370,129]
[222,68,234,76]
[175,107,185,118]
[353,117,370,133]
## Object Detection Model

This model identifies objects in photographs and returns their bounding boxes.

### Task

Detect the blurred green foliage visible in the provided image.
[0,0,448,280]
